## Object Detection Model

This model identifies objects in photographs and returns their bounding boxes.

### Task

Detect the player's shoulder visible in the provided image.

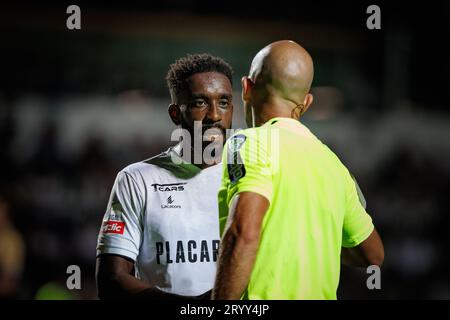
[119,151,170,179]
[120,161,151,176]
[230,127,259,139]
[120,146,205,181]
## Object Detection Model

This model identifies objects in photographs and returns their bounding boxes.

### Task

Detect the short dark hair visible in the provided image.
[166,53,233,99]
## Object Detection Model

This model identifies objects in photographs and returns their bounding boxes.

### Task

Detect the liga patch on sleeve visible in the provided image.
[101,201,126,234]
[227,134,246,184]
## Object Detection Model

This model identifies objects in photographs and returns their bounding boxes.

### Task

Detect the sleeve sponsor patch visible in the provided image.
[101,201,126,234]
[227,134,246,184]
[102,221,125,234]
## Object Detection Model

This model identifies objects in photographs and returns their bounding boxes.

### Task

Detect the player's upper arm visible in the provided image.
[223,192,270,244]
[341,172,384,266]
[224,132,273,204]
[96,170,144,261]
[342,173,374,248]
[218,132,273,234]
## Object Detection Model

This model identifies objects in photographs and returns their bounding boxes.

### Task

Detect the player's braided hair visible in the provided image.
[166,53,233,98]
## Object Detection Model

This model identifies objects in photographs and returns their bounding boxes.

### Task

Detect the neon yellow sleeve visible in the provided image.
[342,172,374,247]
[218,131,273,235]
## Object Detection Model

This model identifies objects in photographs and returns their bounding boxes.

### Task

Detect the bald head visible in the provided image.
[249,40,314,106]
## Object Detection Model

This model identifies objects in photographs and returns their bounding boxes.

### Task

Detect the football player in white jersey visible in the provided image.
[95,54,234,299]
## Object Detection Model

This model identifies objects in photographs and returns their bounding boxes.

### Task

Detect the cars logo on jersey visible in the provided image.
[151,182,187,192]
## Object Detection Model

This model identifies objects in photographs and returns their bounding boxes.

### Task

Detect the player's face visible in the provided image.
[178,71,233,146]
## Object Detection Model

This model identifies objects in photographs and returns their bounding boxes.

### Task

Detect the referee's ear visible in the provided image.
[168,104,181,126]
[242,76,253,103]
[302,93,314,115]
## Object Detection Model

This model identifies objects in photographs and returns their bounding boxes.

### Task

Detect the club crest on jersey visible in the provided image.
[227,134,246,183]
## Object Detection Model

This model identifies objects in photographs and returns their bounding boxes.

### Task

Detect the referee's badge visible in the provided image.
[229,134,246,153]
[227,134,246,184]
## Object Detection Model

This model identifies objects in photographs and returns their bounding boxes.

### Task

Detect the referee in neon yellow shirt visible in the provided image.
[212,40,384,300]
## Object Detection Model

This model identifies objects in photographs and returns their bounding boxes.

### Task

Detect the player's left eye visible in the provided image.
[219,99,229,108]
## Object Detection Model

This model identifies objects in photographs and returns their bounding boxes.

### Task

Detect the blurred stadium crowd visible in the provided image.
[0,1,449,299]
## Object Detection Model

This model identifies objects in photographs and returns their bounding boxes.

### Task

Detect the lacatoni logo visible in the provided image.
[103,221,125,234]
[161,196,181,209]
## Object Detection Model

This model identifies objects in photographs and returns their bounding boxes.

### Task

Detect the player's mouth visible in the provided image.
[202,126,223,142]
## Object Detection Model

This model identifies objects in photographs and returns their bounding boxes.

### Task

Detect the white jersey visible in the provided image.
[96,145,222,296]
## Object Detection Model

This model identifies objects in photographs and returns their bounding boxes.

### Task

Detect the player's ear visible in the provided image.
[168,104,181,125]
[302,93,314,114]
[242,76,253,103]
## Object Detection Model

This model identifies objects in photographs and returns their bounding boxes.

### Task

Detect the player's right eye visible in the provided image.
[193,99,208,108]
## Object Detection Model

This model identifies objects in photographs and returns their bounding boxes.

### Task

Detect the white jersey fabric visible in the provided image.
[96,144,222,296]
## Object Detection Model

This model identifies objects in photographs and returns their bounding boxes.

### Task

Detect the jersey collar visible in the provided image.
[263,117,315,138]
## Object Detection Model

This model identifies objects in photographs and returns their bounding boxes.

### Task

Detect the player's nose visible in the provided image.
[206,103,222,123]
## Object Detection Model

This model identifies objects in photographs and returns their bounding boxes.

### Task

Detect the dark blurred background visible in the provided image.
[0,1,449,299]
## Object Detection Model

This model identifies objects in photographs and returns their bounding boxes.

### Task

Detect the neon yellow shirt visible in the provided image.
[218,117,374,300]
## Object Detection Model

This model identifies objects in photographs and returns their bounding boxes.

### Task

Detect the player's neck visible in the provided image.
[177,140,220,170]
[255,101,297,127]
